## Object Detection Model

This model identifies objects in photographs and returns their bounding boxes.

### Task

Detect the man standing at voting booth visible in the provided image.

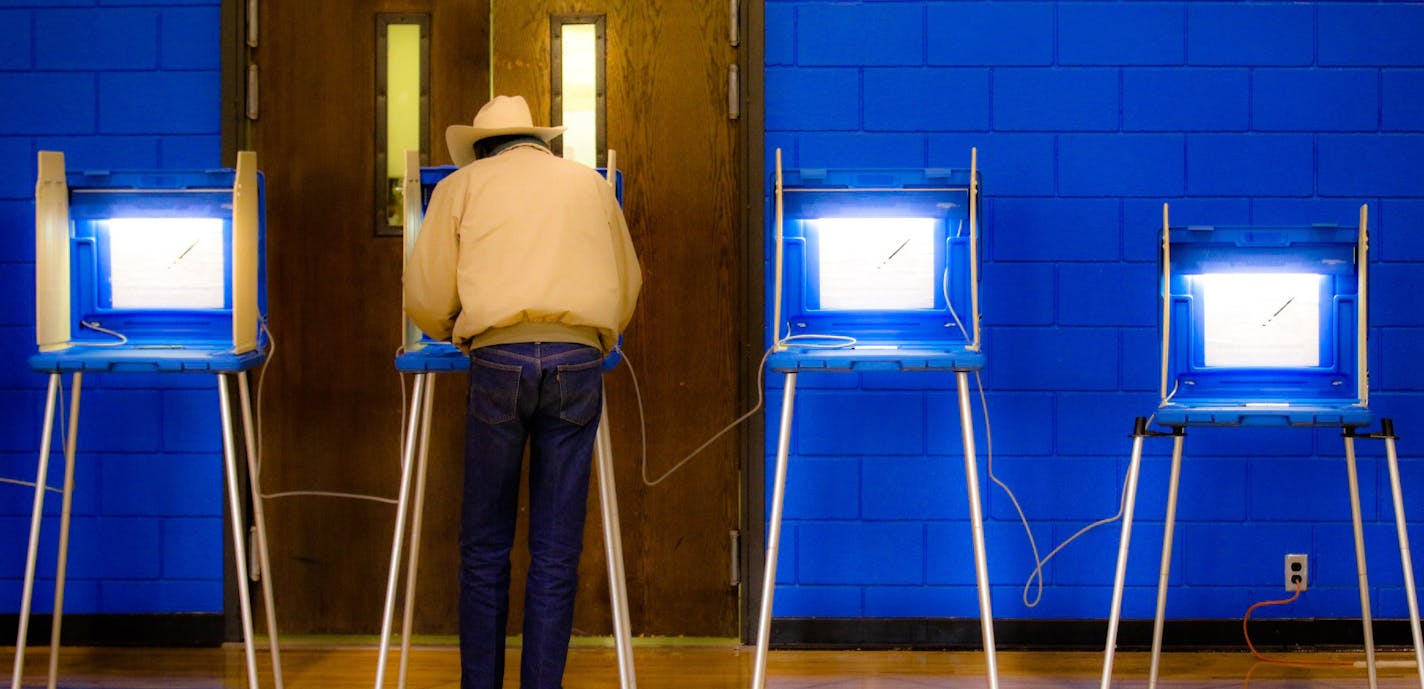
[403,95,642,689]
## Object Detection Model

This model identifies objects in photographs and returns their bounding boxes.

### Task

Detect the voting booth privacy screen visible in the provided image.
[776,168,978,347]
[1159,221,1367,415]
[70,185,243,345]
[32,152,267,369]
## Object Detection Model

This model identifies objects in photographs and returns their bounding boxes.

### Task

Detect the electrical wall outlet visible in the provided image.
[1285,553,1308,592]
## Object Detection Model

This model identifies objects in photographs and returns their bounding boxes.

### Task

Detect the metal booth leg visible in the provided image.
[237,372,284,689]
[9,374,60,689]
[594,383,637,689]
[1100,418,1154,689]
[9,372,76,689]
[752,372,797,689]
[954,371,999,689]
[1344,429,1378,689]
[1344,431,1380,689]
[217,373,262,689]
[375,373,430,689]
[396,375,436,689]
[1146,431,1185,689]
[1377,420,1424,689]
[43,373,81,689]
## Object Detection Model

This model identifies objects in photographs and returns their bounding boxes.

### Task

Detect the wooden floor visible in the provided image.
[5,643,1423,688]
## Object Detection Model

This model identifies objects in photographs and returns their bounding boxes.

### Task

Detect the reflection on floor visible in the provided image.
[4,645,1422,688]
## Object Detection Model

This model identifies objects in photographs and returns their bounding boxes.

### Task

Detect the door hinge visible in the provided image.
[246,64,259,120]
[728,64,740,120]
[729,529,741,587]
[248,525,261,581]
[729,0,739,47]
[246,0,259,48]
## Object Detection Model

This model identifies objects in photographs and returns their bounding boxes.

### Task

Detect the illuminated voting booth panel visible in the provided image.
[753,151,999,689]
[13,152,282,689]
[103,217,225,309]
[772,165,981,364]
[1101,206,1424,689]
[1156,219,1368,426]
[31,154,266,367]
[379,150,635,689]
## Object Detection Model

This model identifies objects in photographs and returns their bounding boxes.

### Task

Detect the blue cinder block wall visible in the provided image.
[0,2,225,615]
[3,0,1423,630]
[766,1,1424,622]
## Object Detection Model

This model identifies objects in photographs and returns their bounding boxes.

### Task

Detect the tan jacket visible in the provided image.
[403,145,642,353]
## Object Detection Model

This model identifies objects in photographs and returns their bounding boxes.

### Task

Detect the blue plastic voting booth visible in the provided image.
[11,152,283,689]
[374,150,636,689]
[1100,206,1424,689]
[753,150,999,689]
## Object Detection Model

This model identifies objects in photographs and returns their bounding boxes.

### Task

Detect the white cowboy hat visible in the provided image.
[445,95,564,166]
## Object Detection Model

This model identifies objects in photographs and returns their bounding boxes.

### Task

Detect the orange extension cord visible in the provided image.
[1243,587,1354,666]
[1241,586,1354,688]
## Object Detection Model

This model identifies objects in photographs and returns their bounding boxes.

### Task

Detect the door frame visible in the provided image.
[218,0,248,643]
[736,0,767,646]
[219,0,768,643]
[220,0,250,160]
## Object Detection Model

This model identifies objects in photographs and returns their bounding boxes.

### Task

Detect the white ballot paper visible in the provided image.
[107,217,226,310]
[1201,272,1322,368]
[815,217,937,311]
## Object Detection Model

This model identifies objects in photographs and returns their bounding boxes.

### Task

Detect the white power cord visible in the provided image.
[0,378,78,495]
[994,381,1183,607]
[942,254,1165,608]
[77,320,128,346]
[0,477,62,493]
[622,259,973,493]
[252,319,397,506]
[2,321,399,527]
[613,314,1085,611]
[625,334,856,487]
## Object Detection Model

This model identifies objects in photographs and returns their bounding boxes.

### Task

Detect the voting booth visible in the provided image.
[1156,217,1369,426]
[1100,206,1424,689]
[11,152,283,689]
[753,150,999,689]
[375,150,636,689]
[770,165,981,363]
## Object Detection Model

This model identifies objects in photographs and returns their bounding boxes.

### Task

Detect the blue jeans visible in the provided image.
[459,342,604,689]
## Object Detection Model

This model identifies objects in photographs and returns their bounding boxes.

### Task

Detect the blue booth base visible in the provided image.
[395,342,468,373]
[396,341,624,374]
[1154,401,1374,428]
[30,344,267,374]
[768,345,985,373]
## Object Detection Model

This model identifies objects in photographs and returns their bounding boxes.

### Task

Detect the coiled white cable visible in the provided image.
[77,320,128,346]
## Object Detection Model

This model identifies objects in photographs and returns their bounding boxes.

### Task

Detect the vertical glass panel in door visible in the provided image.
[551,16,605,168]
[376,15,429,235]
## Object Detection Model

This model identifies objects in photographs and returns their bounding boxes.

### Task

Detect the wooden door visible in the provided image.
[492,0,741,637]
[247,0,740,637]
[250,0,489,634]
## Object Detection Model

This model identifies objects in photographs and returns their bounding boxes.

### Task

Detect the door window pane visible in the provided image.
[551,16,605,168]
[376,15,429,235]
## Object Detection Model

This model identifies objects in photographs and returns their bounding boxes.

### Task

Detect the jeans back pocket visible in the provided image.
[469,356,523,425]
[556,357,603,426]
